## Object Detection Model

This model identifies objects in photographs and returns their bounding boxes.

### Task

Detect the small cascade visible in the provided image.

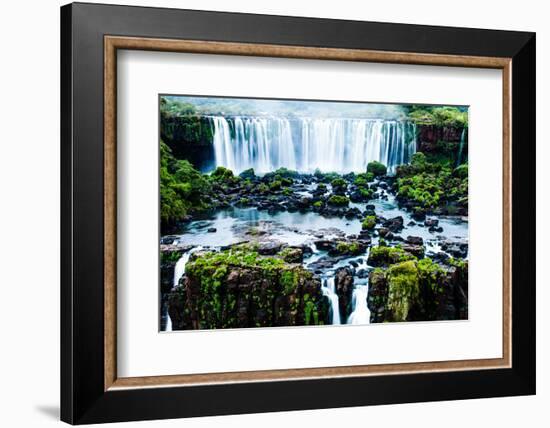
[347,285,370,325]
[321,277,341,325]
[210,115,416,174]
[165,246,203,332]
[173,246,203,287]
[456,127,466,167]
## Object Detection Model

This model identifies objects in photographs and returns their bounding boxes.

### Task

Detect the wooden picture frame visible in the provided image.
[61,2,535,424]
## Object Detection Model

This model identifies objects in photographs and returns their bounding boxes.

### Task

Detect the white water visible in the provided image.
[211,116,416,174]
[321,277,341,325]
[166,246,203,332]
[347,285,370,325]
[173,246,203,287]
[456,127,466,166]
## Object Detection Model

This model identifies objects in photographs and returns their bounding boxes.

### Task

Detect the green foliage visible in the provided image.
[211,166,234,180]
[269,180,282,191]
[239,168,256,180]
[395,155,468,210]
[454,163,468,179]
[160,141,212,225]
[330,178,347,191]
[407,105,468,127]
[317,183,327,192]
[368,245,416,266]
[313,201,323,208]
[362,215,376,230]
[335,241,363,255]
[367,161,387,177]
[354,172,374,187]
[327,195,350,206]
[160,250,183,264]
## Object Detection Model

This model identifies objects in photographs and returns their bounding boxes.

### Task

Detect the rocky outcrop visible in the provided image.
[167,249,329,330]
[334,267,354,322]
[366,258,468,323]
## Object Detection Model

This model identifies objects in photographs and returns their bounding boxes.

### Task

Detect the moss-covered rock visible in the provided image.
[327,195,350,206]
[366,257,468,323]
[362,215,376,230]
[168,249,328,329]
[367,245,416,266]
[367,161,387,177]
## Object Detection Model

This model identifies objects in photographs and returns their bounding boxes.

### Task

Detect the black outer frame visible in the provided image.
[60,2,536,424]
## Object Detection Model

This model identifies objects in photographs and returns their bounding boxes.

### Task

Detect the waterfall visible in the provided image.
[165,246,203,332]
[322,277,341,325]
[347,285,370,325]
[211,116,416,174]
[456,127,466,166]
[173,246,203,287]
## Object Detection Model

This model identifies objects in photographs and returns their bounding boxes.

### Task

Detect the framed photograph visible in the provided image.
[61,2,535,424]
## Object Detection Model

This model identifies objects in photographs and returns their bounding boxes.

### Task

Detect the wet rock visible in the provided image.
[407,221,416,226]
[367,269,388,323]
[356,268,369,279]
[401,244,425,258]
[378,227,394,240]
[207,227,217,233]
[440,239,468,258]
[314,240,335,252]
[406,236,424,246]
[383,216,404,233]
[257,240,283,255]
[280,247,303,264]
[334,267,354,322]
[429,225,444,233]
[424,218,439,227]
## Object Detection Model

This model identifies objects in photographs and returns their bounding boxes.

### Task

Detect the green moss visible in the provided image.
[282,188,293,196]
[354,172,374,187]
[313,201,323,208]
[335,241,362,255]
[330,178,347,191]
[327,195,350,206]
[362,215,376,230]
[386,260,420,321]
[368,245,416,266]
[317,183,327,192]
[269,180,282,191]
[257,183,269,194]
[367,161,387,177]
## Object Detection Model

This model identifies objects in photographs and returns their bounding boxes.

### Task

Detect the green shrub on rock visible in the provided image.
[367,161,387,177]
[362,215,376,230]
[327,195,350,206]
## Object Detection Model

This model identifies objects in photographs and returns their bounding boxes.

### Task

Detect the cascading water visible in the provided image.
[321,277,341,325]
[347,285,370,325]
[211,116,416,174]
[456,127,466,167]
[165,246,203,332]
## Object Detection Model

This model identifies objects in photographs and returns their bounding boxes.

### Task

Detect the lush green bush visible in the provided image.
[395,155,468,210]
[327,195,350,206]
[362,215,376,230]
[160,142,212,225]
[367,161,387,177]
[407,105,468,127]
